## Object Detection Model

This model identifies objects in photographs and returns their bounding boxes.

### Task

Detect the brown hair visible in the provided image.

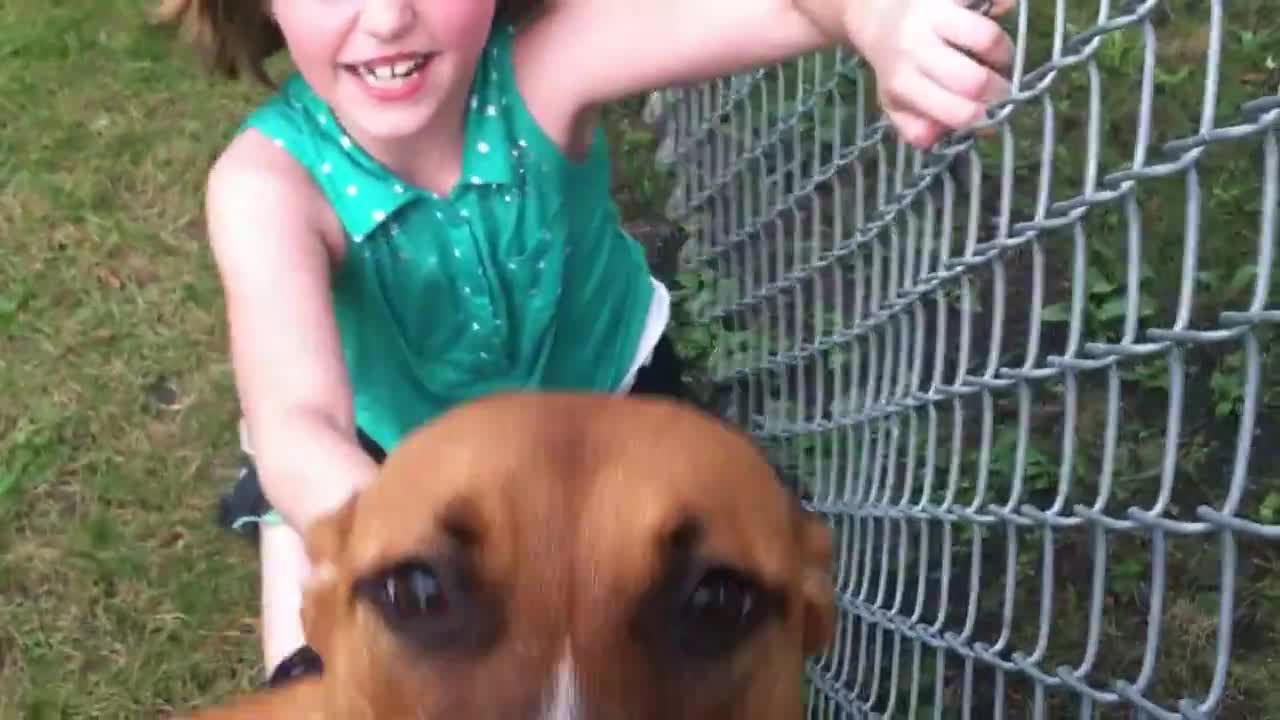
[152,0,546,86]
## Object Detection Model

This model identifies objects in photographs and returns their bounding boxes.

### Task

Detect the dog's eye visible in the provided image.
[376,561,448,619]
[355,556,504,655]
[679,567,765,657]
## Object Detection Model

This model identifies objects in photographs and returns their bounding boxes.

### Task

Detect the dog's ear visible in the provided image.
[299,497,359,660]
[764,452,835,656]
[794,503,835,657]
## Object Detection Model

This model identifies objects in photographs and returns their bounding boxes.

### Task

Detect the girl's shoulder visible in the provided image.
[235,73,343,177]
[482,21,611,180]
[205,112,346,268]
[219,73,396,251]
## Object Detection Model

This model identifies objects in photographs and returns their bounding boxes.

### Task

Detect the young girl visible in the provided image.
[158,0,1013,687]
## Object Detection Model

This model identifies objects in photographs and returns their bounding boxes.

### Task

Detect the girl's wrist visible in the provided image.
[791,0,886,65]
[790,0,856,43]
[255,419,381,533]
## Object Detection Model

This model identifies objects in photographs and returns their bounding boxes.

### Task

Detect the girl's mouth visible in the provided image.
[345,53,433,100]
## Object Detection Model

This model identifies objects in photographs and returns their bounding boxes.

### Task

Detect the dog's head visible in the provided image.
[181,392,834,719]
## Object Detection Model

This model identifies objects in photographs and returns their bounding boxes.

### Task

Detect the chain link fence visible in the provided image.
[644,1,1279,717]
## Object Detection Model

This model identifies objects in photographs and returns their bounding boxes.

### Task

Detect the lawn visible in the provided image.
[0,1,673,717]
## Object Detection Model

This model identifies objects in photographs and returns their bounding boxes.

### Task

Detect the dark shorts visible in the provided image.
[217,335,692,539]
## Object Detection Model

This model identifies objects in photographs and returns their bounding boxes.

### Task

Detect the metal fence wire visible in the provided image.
[644,1,1280,718]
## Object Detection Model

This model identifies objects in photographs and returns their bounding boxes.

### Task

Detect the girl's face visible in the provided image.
[270,0,497,143]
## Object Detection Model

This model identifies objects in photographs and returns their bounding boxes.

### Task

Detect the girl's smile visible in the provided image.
[342,51,436,103]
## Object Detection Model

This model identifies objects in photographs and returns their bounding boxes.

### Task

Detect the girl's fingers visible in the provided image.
[881,65,990,134]
[958,0,1017,19]
[936,1,1015,73]
[884,106,943,149]
[985,0,1018,18]
[916,33,1011,105]
[864,0,1016,148]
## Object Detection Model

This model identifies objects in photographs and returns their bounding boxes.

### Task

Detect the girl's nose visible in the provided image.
[357,0,417,41]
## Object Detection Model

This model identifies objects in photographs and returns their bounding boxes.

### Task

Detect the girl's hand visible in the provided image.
[844,0,1016,148]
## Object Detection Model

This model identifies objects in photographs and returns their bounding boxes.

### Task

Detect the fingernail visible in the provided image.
[966,0,993,16]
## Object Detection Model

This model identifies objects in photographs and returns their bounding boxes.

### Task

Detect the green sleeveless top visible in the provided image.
[238,23,656,452]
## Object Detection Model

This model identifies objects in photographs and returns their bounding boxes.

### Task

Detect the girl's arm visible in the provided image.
[514,0,1013,150]
[204,130,378,534]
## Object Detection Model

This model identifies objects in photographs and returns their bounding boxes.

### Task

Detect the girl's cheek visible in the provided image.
[427,0,497,51]
[274,12,350,69]
[271,0,355,50]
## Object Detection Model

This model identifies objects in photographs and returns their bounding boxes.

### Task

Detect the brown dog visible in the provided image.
[176,392,834,719]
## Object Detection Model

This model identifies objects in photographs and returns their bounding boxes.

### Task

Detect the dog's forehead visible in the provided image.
[579,409,797,588]
[342,401,565,570]
[343,393,796,576]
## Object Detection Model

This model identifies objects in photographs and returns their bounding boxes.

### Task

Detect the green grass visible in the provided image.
[0,1,676,717]
[1,2,265,716]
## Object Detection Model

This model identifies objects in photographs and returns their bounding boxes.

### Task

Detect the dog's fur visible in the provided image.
[176,392,835,719]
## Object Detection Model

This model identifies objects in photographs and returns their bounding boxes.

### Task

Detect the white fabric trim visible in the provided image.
[615,277,671,394]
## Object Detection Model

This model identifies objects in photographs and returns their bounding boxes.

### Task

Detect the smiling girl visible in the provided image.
[158,0,1013,686]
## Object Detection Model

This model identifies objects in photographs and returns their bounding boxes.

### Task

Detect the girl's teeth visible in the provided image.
[359,57,425,83]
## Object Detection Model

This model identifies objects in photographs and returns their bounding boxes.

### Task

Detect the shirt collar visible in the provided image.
[278,29,520,241]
